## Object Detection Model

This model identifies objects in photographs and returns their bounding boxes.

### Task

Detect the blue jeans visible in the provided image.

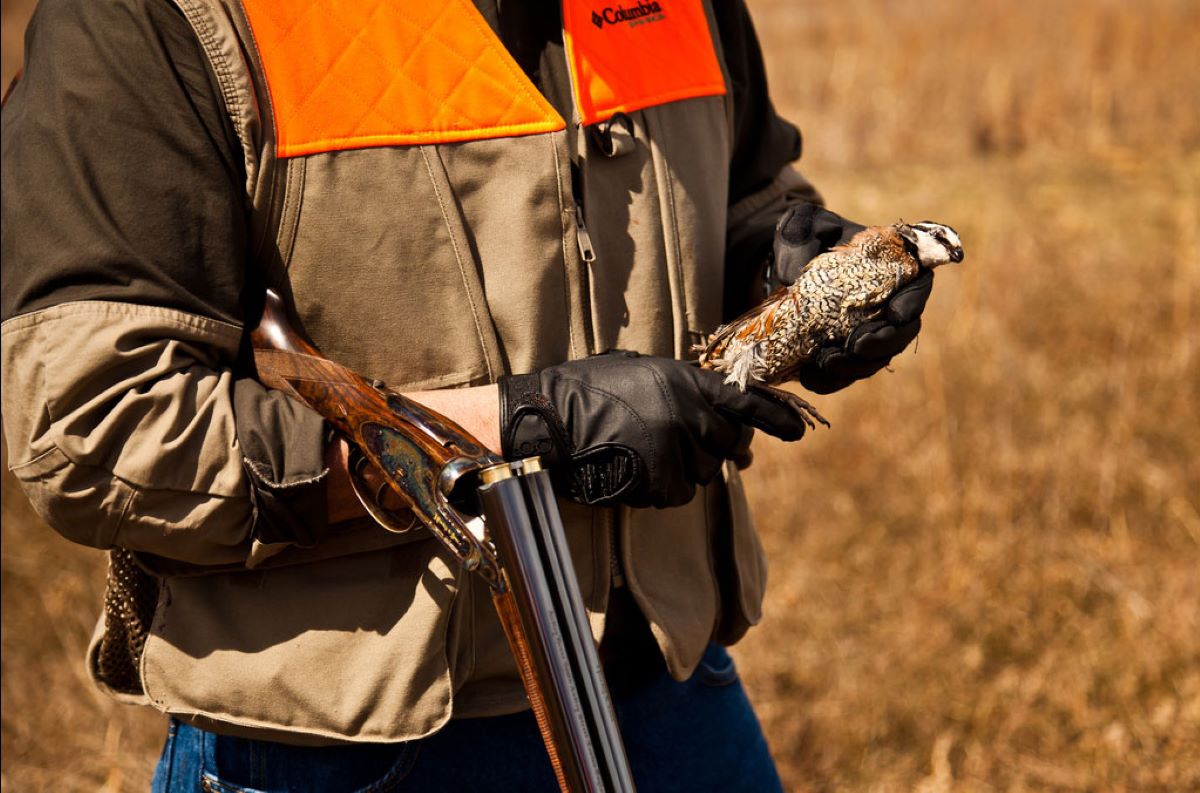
[151,643,782,792]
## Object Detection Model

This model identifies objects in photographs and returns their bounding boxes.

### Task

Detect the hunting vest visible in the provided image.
[129,0,773,742]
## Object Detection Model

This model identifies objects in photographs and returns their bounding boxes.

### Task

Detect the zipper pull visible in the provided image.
[574,204,596,263]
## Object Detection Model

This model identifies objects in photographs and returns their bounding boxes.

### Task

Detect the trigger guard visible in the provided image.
[347,446,417,533]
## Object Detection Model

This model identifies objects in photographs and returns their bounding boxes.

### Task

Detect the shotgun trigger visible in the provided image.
[346,445,417,533]
[358,422,504,589]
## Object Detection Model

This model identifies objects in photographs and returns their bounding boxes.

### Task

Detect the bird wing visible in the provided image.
[697,285,796,367]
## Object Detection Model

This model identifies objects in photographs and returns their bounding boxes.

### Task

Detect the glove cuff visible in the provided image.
[497,371,643,506]
[497,373,571,465]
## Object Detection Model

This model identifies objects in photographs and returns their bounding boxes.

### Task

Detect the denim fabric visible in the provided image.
[151,643,783,793]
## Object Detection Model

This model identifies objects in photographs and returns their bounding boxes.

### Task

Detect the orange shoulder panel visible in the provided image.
[563,0,727,126]
[241,0,566,158]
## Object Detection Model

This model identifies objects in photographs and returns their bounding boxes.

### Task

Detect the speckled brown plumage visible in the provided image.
[698,222,963,400]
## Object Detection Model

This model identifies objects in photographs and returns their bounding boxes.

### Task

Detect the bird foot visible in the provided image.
[761,385,830,430]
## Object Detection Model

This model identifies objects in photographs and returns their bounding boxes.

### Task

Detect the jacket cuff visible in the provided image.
[234,380,330,547]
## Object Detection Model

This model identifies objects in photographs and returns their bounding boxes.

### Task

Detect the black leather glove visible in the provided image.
[770,203,934,394]
[498,351,812,509]
[767,203,866,291]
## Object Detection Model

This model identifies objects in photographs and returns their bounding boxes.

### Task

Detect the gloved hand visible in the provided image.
[498,351,812,508]
[769,203,934,394]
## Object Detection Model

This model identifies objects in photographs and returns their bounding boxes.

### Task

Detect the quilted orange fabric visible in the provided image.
[563,0,726,126]
[242,0,566,157]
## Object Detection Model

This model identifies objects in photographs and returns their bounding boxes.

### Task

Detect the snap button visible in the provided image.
[588,112,636,158]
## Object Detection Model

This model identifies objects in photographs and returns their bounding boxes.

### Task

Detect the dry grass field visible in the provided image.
[3,0,1199,790]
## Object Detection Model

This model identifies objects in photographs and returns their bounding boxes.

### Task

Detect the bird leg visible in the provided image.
[757,385,831,429]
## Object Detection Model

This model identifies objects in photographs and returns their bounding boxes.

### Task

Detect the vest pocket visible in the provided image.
[282,147,504,391]
[141,539,463,742]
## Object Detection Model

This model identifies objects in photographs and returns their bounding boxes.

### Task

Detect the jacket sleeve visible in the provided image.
[0,0,329,566]
[715,0,826,318]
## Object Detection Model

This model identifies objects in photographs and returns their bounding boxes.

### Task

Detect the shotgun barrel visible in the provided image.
[479,459,635,793]
[250,288,635,793]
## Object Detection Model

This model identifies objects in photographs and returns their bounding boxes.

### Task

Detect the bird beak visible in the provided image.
[949,248,964,263]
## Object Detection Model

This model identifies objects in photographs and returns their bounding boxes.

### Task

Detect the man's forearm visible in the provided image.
[406,384,502,455]
[325,384,500,524]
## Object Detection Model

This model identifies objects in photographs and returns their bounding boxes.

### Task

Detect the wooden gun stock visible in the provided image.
[250,289,635,792]
[251,288,502,580]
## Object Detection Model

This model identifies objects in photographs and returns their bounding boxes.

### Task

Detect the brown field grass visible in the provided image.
[3,0,1198,790]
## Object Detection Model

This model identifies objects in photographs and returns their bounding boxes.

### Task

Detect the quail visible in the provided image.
[698,221,964,424]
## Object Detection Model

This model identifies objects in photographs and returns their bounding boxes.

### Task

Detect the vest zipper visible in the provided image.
[568,157,598,353]
[574,203,596,263]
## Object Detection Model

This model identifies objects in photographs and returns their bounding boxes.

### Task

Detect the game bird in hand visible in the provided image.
[699,222,964,394]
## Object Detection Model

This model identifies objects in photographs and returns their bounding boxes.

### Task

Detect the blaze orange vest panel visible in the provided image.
[563,0,726,126]
[241,0,566,157]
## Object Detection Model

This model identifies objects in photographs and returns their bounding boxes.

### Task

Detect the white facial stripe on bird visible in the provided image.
[911,222,963,266]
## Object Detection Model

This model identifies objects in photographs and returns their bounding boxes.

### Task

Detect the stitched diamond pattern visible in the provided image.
[242,0,565,157]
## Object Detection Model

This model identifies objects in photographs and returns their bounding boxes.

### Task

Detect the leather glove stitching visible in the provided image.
[554,375,658,480]
[510,394,576,459]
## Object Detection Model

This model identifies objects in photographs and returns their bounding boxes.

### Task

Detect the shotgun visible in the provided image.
[251,288,635,793]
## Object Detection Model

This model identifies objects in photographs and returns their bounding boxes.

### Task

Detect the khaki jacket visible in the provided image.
[1,0,820,742]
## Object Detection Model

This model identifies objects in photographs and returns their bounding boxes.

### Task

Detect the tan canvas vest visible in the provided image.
[130,0,770,742]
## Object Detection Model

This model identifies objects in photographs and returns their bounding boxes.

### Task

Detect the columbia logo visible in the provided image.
[592,2,666,29]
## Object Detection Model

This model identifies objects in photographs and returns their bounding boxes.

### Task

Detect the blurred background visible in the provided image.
[2,0,1198,790]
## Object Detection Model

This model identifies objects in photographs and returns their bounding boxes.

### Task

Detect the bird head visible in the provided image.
[898,222,964,268]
